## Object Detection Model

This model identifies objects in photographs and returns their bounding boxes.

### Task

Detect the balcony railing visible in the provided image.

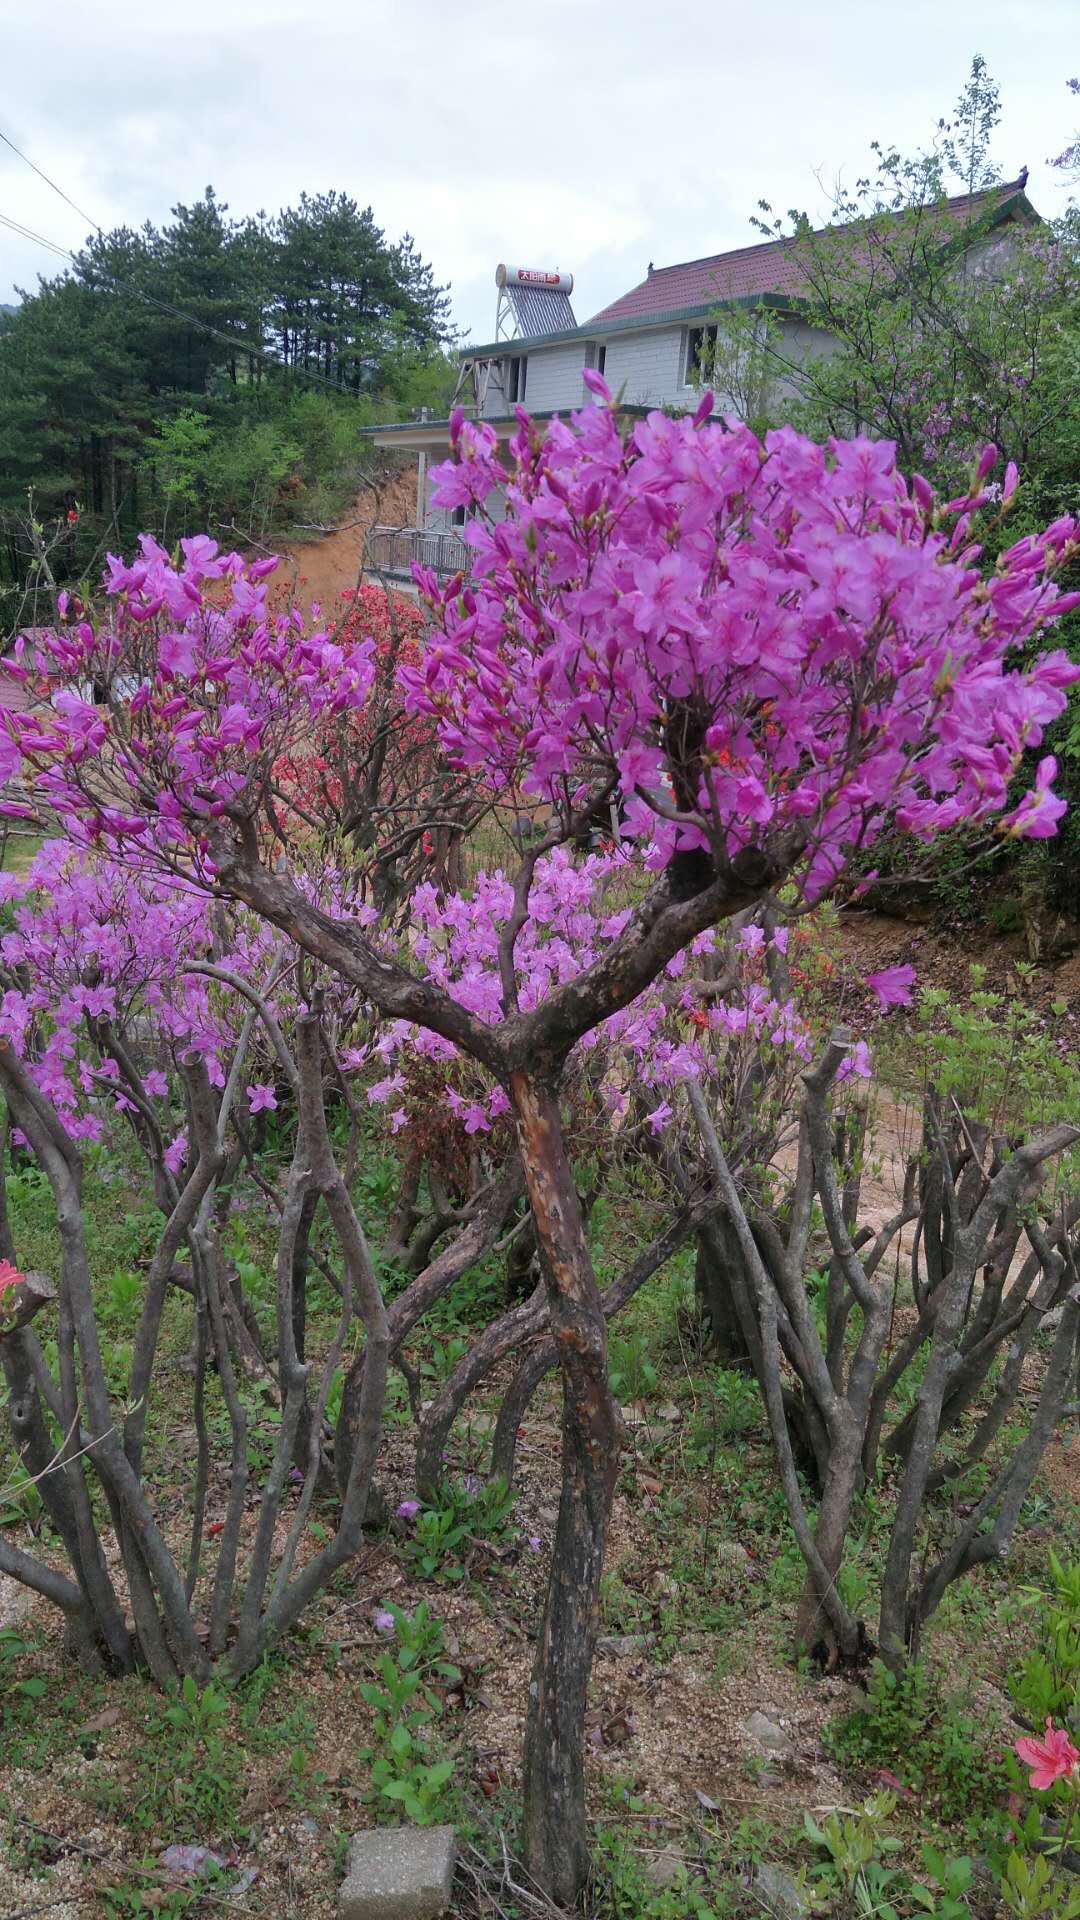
[365,525,470,582]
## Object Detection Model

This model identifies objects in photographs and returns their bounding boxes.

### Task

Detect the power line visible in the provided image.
[0,208,74,262]
[0,127,100,234]
[0,127,101,234]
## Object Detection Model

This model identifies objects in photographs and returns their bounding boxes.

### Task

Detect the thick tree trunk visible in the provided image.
[511,1071,618,1909]
[794,1429,863,1666]
[695,1223,752,1364]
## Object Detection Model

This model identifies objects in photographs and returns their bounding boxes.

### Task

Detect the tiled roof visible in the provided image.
[587,178,1032,328]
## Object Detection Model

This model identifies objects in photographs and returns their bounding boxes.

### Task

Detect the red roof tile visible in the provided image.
[587,179,1031,328]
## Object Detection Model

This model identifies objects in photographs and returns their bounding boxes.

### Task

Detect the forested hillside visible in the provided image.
[0,188,455,615]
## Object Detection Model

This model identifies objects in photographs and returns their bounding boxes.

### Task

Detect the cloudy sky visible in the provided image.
[1,0,1076,343]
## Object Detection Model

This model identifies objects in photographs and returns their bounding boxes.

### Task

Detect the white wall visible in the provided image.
[520,341,590,412]
[474,310,848,434]
[479,343,588,417]
[602,326,688,409]
[485,324,700,418]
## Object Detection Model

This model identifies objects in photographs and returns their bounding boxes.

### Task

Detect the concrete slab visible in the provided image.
[339,1825,456,1920]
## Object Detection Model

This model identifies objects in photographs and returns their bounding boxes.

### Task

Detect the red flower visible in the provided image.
[0,1259,25,1294]
[1015,1719,1080,1790]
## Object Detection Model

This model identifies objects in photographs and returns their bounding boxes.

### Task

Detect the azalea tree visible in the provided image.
[0,841,404,1680]
[3,385,1080,1901]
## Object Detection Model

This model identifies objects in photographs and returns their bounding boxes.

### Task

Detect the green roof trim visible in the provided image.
[458,292,796,361]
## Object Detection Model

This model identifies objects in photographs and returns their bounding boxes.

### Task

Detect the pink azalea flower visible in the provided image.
[646,1100,673,1134]
[158,628,198,678]
[396,1499,421,1519]
[838,1040,873,1082]
[1015,1719,1080,1791]
[247,1083,278,1114]
[1000,756,1068,840]
[0,1258,25,1295]
[367,1072,406,1105]
[864,964,916,1010]
[163,1131,188,1176]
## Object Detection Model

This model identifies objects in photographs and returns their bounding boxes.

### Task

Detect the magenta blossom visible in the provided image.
[404,407,1080,902]
[247,1083,278,1115]
[864,965,916,1011]
[837,1040,873,1082]
[3,415,1079,939]
[163,1131,187,1176]
[1000,756,1069,840]
[1015,1719,1080,1790]
[396,1499,421,1520]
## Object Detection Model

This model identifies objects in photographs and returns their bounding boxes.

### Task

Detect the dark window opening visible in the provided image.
[506,355,528,403]
[685,324,719,385]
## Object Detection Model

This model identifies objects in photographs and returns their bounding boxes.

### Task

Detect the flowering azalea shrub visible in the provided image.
[362,847,839,1150]
[0,854,399,1687]
[0,535,376,847]
[3,389,1080,1901]
[0,837,368,1166]
[406,396,1079,893]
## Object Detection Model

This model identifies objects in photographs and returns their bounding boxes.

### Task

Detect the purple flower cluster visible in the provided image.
[403,397,1078,901]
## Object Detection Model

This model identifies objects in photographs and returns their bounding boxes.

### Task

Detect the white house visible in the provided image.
[365,174,1035,582]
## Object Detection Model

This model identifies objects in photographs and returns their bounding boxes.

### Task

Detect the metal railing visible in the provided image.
[365,525,471,582]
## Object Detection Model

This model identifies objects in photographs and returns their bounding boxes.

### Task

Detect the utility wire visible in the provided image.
[0,127,101,233]
[0,209,74,262]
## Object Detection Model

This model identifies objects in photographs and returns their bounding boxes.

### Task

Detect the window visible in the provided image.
[685,324,719,385]
[584,341,608,376]
[597,344,607,377]
[505,354,528,403]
